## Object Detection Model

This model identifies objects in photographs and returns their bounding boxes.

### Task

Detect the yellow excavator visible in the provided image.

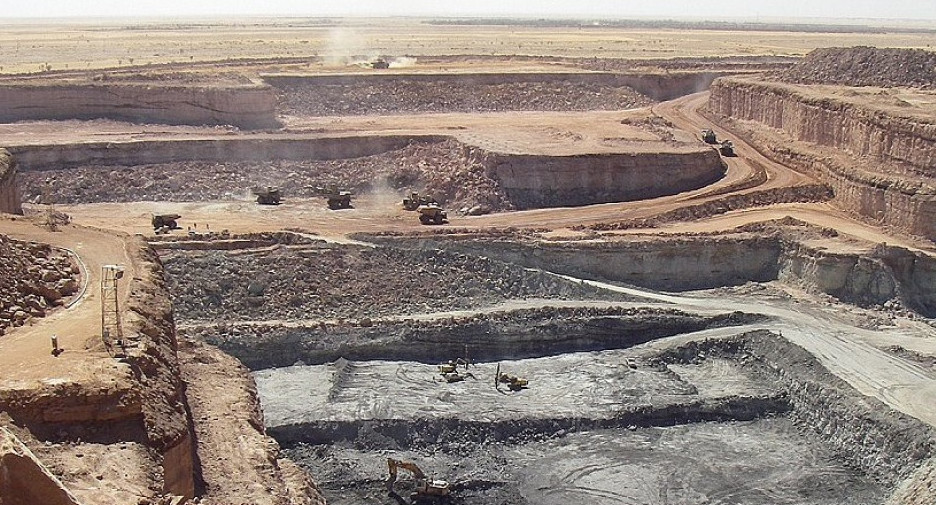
[386,458,450,501]
[495,363,529,391]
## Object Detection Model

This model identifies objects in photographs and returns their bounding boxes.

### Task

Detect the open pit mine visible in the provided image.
[2,40,936,505]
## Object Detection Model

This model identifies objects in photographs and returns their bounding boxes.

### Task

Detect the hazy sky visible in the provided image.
[4,0,936,21]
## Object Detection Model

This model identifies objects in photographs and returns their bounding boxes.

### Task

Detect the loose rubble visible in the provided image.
[777,46,936,88]
[273,80,654,117]
[21,139,513,214]
[161,244,627,323]
[0,234,80,335]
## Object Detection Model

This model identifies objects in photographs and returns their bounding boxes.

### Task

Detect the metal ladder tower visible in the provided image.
[101,264,125,356]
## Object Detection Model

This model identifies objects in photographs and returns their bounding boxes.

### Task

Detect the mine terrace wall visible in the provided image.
[0,149,22,214]
[0,82,279,130]
[263,70,729,102]
[493,149,725,209]
[380,235,936,316]
[10,135,441,172]
[663,332,936,488]
[708,77,936,239]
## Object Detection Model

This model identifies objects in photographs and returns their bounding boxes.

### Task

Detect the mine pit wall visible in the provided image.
[383,235,783,292]
[0,148,22,215]
[0,82,279,129]
[198,309,760,370]
[708,332,936,488]
[120,239,197,499]
[270,396,788,448]
[263,70,728,102]
[492,149,725,209]
[377,235,936,316]
[10,135,439,172]
[708,77,936,239]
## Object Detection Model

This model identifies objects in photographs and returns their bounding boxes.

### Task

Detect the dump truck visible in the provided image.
[403,192,437,211]
[386,458,450,501]
[701,129,718,144]
[417,204,447,225]
[371,58,390,69]
[719,140,735,157]
[253,186,281,205]
[314,185,352,209]
[151,214,181,233]
[327,190,352,210]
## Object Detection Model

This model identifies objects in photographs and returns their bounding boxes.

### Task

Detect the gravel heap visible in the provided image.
[777,46,936,88]
[274,80,653,116]
[0,235,80,335]
[162,244,623,323]
[22,139,512,214]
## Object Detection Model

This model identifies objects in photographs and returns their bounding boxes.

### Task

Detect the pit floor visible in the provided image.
[254,350,778,426]
[258,349,886,505]
[286,418,885,505]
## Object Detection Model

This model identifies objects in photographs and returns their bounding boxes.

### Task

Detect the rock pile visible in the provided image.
[274,80,653,117]
[21,140,512,214]
[777,46,936,88]
[0,235,79,335]
[162,244,624,323]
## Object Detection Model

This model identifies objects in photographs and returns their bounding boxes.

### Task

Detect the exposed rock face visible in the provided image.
[0,427,82,505]
[0,235,80,336]
[493,148,725,209]
[179,338,326,505]
[708,77,936,238]
[0,149,22,215]
[663,332,936,487]
[0,82,279,129]
[120,239,197,499]
[377,233,936,316]
[184,306,762,370]
[403,235,784,292]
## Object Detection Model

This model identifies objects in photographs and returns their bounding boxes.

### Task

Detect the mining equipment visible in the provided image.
[315,185,352,209]
[403,192,437,211]
[417,204,448,225]
[253,186,282,205]
[438,357,474,383]
[386,458,451,502]
[151,214,181,234]
[701,129,718,144]
[371,58,390,69]
[719,140,736,157]
[495,363,529,391]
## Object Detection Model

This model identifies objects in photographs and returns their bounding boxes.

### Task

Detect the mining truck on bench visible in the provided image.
[403,191,437,211]
[151,214,181,234]
[252,186,282,205]
[718,140,736,157]
[326,189,352,210]
[417,204,447,225]
[701,129,718,144]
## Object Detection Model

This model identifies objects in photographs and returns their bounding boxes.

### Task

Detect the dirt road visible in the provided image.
[0,216,135,390]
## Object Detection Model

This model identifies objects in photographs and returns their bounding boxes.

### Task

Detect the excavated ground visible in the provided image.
[5,47,936,505]
[246,330,903,505]
[155,231,936,505]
